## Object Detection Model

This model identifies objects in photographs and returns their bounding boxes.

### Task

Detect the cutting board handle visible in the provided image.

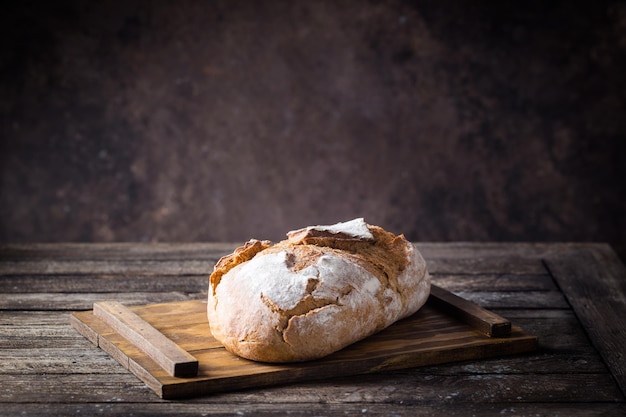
[428,285,512,337]
[93,301,199,377]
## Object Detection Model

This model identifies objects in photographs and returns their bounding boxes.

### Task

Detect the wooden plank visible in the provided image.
[451,290,569,309]
[93,301,198,378]
[0,348,126,374]
[505,314,604,352]
[545,248,626,397]
[414,242,607,260]
[0,311,71,325]
[415,349,609,375]
[425,257,547,275]
[0,292,200,310]
[489,308,575,319]
[432,274,557,292]
[71,298,537,399]
[429,285,510,337]
[0,242,236,261]
[0,274,208,293]
[9,403,626,417]
[0,373,155,403]
[0,259,213,276]
[130,299,209,324]
[325,372,625,404]
[1,372,621,404]
[0,324,89,348]
[0,402,624,417]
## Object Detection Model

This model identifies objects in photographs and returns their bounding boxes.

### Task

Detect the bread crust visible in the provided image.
[207,218,430,362]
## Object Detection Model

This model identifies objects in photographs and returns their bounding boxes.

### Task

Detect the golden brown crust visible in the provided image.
[214,225,410,283]
[209,239,271,293]
[206,219,430,363]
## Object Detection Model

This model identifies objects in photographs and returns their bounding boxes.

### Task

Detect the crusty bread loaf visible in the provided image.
[207,218,430,363]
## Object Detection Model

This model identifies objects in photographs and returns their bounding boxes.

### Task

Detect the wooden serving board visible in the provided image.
[71,287,537,399]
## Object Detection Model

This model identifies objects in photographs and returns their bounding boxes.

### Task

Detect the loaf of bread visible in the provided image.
[207,218,430,363]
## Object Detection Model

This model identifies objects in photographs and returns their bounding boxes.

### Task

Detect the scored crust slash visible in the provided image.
[207,218,431,363]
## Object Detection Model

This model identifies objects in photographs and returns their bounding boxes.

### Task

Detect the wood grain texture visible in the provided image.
[71,296,537,399]
[0,274,208,293]
[545,248,626,397]
[432,273,557,292]
[0,259,214,276]
[2,242,625,416]
[93,301,198,377]
[0,292,202,310]
[1,311,607,376]
[1,403,625,417]
[0,242,236,261]
[1,372,622,404]
[429,285,511,337]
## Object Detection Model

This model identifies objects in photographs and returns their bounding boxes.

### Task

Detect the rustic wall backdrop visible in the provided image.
[1,1,625,258]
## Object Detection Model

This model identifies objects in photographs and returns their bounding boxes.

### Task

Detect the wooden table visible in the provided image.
[1,242,625,416]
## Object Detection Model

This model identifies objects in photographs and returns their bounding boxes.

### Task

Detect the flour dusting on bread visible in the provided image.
[207,218,430,362]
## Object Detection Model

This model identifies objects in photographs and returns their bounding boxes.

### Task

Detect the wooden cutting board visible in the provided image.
[70,286,537,399]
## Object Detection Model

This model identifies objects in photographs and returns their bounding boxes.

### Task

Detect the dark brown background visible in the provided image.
[1,1,625,260]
